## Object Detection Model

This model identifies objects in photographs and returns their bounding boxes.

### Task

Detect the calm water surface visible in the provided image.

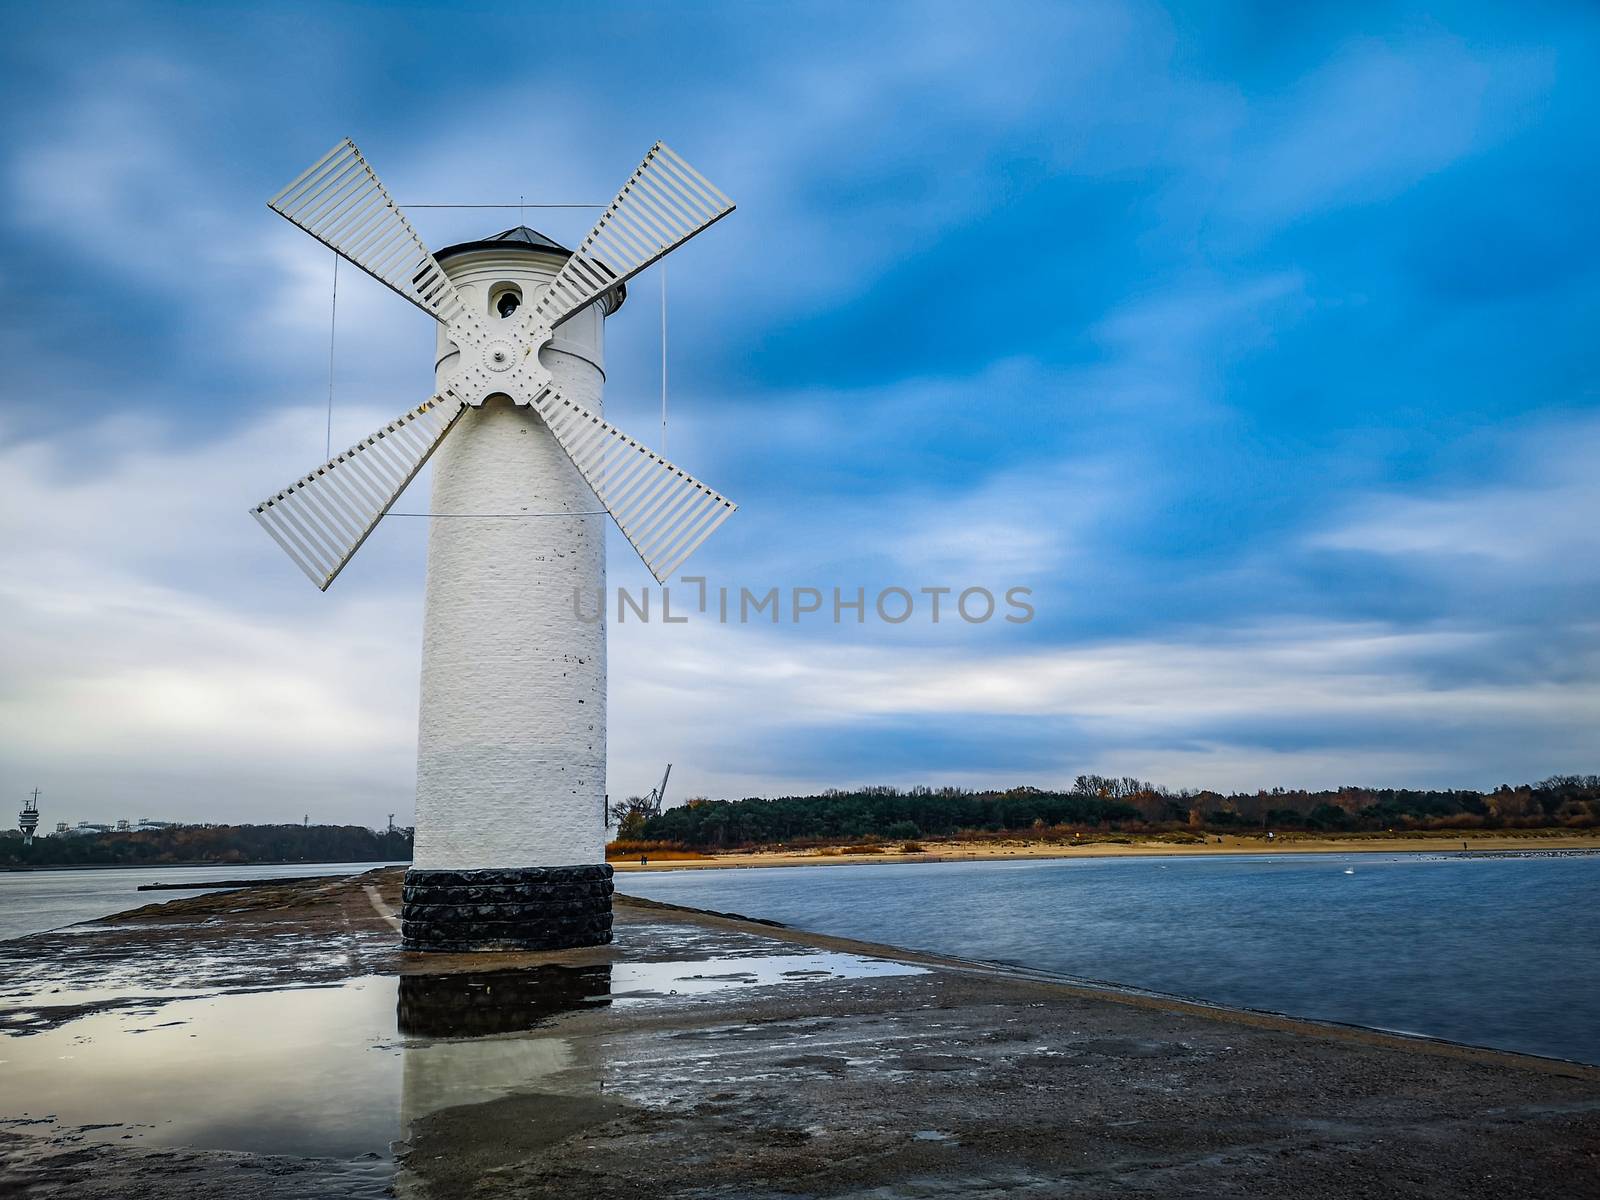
[620,853,1600,1063]
[0,862,406,942]
[0,953,920,1165]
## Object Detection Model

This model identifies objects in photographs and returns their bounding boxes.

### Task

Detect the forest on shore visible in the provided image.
[629,775,1600,850]
[0,823,413,868]
[8,776,1598,865]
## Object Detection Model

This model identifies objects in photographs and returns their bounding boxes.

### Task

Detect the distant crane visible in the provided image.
[605,765,672,833]
[18,788,40,846]
[647,764,672,814]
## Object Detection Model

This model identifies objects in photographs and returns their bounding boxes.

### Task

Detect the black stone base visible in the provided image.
[401,864,614,952]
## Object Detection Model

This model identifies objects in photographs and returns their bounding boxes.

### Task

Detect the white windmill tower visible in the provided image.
[252,140,737,951]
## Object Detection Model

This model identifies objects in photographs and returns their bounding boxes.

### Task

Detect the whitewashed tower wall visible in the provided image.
[414,244,610,871]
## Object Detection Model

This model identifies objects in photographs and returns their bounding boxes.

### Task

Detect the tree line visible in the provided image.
[0,823,414,868]
[635,775,1600,849]
[9,775,1596,863]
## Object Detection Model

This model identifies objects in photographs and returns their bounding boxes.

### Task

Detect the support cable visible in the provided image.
[661,263,669,455]
[325,254,338,458]
[401,202,603,209]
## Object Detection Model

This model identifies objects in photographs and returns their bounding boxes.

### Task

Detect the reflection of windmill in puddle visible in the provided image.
[398,965,613,1038]
[393,966,618,1196]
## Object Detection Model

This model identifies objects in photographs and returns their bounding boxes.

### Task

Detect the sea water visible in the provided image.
[0,862,407,942]
[619,852,1600,1063]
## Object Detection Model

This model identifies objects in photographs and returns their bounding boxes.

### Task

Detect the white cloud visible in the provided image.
[877,458,1118,579]
[1090,272,1308,371]
[0,406,430,826]
[610,613,1600,800]
[1310,412,1600,580]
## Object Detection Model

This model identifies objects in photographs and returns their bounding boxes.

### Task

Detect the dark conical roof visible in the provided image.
[432,224,626,313]
[485,225,569,252]
[435,225,572,262]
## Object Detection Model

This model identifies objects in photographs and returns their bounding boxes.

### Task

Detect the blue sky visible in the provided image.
[2,2,1597,826]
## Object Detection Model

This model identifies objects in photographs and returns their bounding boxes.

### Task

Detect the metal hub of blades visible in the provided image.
[480,341,515,373]
[446,332,540,402]
[250,138,739,590]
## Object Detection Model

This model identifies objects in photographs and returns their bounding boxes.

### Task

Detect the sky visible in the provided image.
[2,1,1598,828]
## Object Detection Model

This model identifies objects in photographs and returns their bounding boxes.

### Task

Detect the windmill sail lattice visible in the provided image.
[533,386,736,582]
[252,396,465,590]
[269,139,467,324]
[529,142,735,331]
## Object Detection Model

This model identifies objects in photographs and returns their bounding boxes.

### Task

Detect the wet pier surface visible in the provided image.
[1,870,1597,1198]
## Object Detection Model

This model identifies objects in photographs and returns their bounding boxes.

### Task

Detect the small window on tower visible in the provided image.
[492,283,523,319]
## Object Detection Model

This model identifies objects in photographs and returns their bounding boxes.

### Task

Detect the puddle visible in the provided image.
[2,984,221,1006]
[0,950,924,1161]
[0,974,602,1160]
[0,979,407,1158]
[611,952,925,1000]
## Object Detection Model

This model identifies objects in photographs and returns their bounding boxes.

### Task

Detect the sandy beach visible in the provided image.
[607,829,1600,871]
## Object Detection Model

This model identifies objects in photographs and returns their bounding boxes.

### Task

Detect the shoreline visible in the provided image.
[9,832,1598,875]
[608,829,1600,871]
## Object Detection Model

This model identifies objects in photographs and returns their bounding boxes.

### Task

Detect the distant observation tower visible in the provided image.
[18,789,40,846]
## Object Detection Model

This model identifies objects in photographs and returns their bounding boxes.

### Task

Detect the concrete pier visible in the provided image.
[1,871,1597,1199]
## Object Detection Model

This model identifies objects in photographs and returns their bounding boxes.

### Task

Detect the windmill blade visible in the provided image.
[269,139,465,324]
[529,142,734,331]
[532,385,735,582]
[251,396,465,590]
